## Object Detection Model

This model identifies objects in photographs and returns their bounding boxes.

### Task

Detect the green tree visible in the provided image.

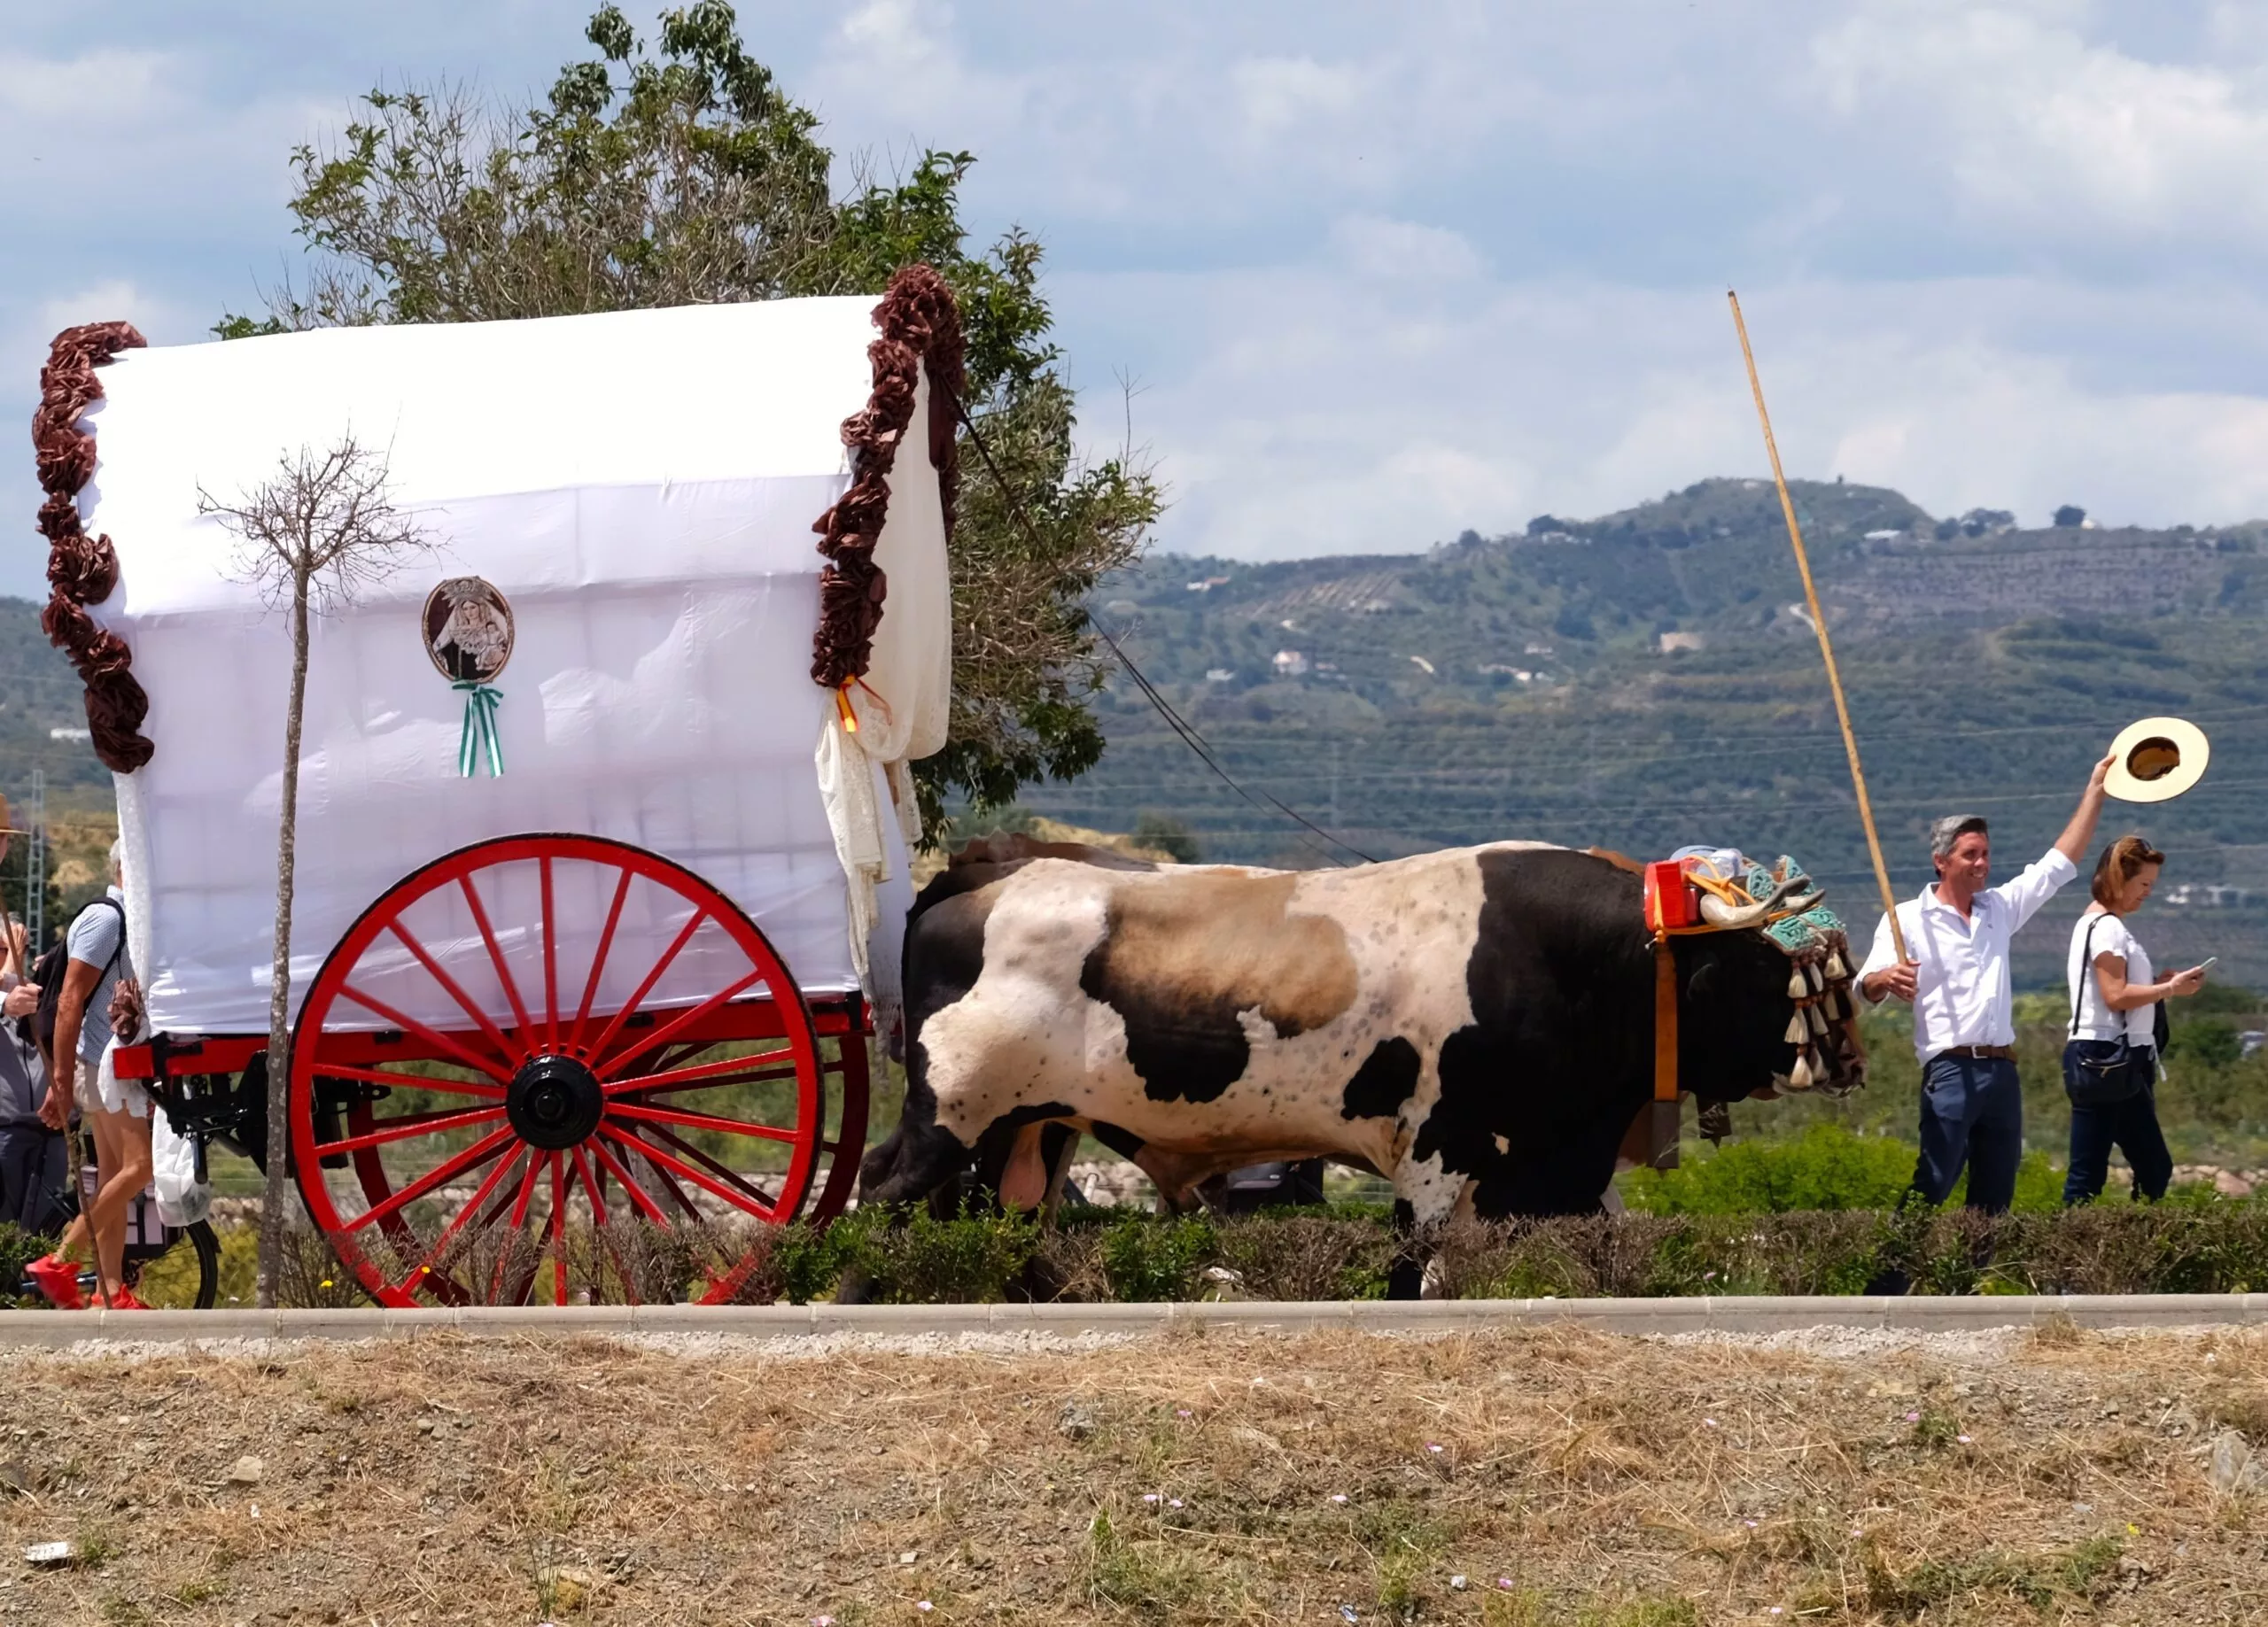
[225,2,1158,836]
[1131,811,1202,864]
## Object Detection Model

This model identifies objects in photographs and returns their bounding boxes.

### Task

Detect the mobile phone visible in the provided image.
[2196,957,2218,971]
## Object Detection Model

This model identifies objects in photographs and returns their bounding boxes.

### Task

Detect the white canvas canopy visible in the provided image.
[74,296,951,1037]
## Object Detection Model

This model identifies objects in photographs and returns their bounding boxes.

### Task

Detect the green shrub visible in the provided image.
[0,1222,46,1306]
[865,1206,1038,1304]
[1215,1215,1391,1300]
[1623,1123,1916,1213]
[2170,1016,2244,1069]
[772,1206,1040,1305]
[773,1217,870,1305]
[1626,1125,2073,1216]
[1099,1213,1217,1301]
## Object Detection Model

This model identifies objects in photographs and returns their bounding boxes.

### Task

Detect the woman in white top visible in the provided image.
[2062,835,2206,1205]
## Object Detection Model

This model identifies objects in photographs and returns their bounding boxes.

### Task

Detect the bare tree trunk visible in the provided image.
[256,569,313,1307]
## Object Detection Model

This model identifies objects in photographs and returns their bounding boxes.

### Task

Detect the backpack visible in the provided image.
[27,896,124,1061]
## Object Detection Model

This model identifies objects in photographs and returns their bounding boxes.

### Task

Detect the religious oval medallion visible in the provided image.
[423,576,515,684]
[424,577,513,778]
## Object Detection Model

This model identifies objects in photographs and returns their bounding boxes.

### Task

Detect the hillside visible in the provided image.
[0,596,113,797]
[1033,478,2268,990]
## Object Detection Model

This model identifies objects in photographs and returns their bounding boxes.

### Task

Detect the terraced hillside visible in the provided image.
[1041,478,2268,990]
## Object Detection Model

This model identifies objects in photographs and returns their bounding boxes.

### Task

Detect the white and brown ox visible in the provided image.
[861,841,1861,1283]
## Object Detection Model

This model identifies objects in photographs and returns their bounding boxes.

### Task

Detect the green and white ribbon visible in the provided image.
[454,681,504,778]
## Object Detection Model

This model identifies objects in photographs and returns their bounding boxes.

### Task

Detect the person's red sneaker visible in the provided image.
[104,1288,151,1312]
[25,1255,86,1310]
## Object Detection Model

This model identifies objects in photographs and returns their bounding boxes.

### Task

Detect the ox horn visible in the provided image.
[1697,873,1814,929]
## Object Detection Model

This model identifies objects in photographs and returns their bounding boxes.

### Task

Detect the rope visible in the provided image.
[952,400,1374,866]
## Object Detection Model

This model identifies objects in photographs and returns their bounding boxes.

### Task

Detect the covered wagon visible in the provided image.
[33,267,965,1305]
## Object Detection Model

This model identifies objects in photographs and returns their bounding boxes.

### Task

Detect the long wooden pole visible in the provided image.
[1728,290,1908,964]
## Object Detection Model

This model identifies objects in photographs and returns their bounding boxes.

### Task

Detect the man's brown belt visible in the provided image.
[1930,1043,2016,1063]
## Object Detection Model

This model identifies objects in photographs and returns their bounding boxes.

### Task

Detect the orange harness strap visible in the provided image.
[1653,937,1679,1103]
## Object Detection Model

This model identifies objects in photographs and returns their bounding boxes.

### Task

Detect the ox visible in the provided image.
[861,841,1862,1290]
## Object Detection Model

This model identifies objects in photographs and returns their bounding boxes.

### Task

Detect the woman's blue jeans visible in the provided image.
[2062,1047,2172,1205]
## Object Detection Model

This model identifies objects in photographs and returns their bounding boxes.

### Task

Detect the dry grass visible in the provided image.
[1,1325,2264,1625]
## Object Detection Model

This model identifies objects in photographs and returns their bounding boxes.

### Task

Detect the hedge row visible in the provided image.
[16,1199,2268,1309]
[726,1197,2268,1304]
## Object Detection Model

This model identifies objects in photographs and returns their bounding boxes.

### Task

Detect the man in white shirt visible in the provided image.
[1857,753,2116,1212]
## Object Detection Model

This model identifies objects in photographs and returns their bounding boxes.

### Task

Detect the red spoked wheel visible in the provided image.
[290,834,829,1308]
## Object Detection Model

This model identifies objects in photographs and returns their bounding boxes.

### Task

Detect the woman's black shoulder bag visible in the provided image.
[2066,915,2145,1107]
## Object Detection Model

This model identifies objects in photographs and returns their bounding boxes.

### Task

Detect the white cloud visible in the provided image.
[0,48,170,122]
[1811,2,2268,246]
[1231,55,1363,136]
[0,279,181,599]
[1066,262,2268,562]
[1330,215,1483,284]
[826,0,987,128]
[12,1,2268,604]
[36,280,170,339]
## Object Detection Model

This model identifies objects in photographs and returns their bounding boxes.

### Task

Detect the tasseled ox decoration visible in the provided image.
[1647,848,1865,1105]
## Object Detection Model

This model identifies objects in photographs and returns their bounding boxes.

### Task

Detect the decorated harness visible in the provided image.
[1642,852,1860,1122]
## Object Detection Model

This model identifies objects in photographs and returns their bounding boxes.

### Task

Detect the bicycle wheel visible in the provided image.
[183,1220,220,1310]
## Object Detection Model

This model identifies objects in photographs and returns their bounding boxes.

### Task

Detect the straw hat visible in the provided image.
[2105,716,2210,803]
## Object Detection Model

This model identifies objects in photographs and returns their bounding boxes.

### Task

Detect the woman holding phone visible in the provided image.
[2063,835,2208,1204]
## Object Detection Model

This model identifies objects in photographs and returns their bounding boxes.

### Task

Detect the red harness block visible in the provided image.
[1643,859,1700,935]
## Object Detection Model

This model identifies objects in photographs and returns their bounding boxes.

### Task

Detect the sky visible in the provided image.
[11,1,2268,599]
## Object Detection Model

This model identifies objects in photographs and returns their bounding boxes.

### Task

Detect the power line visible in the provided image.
[1030,775,2268,824]
[1077,700,2268,764]
[954,403,1374,866]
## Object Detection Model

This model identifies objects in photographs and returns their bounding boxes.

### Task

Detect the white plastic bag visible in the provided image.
[151,1102,210,1228]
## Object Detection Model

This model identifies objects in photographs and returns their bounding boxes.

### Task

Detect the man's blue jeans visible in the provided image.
[1909,1054,2023,1212]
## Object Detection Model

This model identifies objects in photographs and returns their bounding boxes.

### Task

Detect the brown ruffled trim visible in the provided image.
[34,321,152,773]
[107,976,144,1042]
[810,263,966,691]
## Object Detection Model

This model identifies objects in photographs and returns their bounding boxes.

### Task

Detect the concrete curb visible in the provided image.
[3,1293,2267,1347]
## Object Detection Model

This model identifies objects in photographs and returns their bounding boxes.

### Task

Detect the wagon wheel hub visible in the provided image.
[507,1053,605,1151]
